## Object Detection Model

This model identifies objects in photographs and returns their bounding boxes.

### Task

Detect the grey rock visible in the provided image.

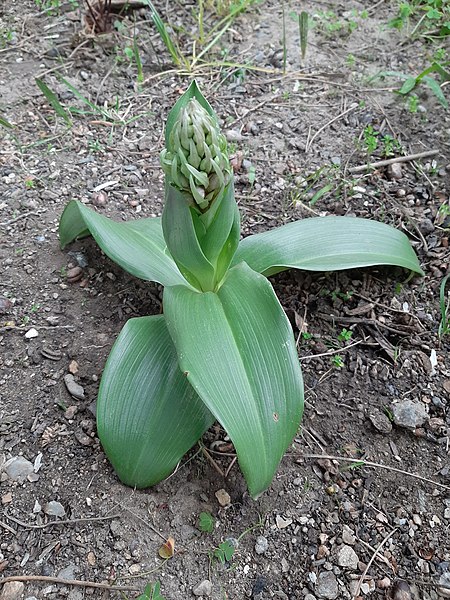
[0,582,25,600]
[369,408,393,434]
[68,590,84,600]
[316,571,339,599]
[225,130,244,142]
[419,218,435,235]
[342,525,356,545]
[193,579,213,596]
[337,544,359,569]
[254,535,269,555]
[392,400,428,429]
[305,596,317,600]
[3,456,34,482]
[64,374,85,400]
[58,563,77,580]
[43,501,66,517]
[387,163,403,180]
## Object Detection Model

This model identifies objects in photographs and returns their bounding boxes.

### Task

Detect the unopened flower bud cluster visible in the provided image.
[161,98,231,210]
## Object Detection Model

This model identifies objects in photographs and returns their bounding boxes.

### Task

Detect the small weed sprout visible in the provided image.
[134,582,165,600]
[438,274,450,338]
[332,354,345,369]
[198,512,215,533]
[338,328,353,343]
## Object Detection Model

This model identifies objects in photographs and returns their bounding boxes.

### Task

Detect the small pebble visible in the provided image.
[342,525,356,545]
[337,544,359,569]
[392,400,428,429]
[215,488,231,507]
[275,515,293,529]
[43,500,66,517]
[0,582,24,600]
[387,163,403,180]
[254,535,268,555]
[368,409,393,434]
[391,580,412,599]
[193,579,213,597]
[25,328,38,339]
[418,218,434,236]
[316,571,339,599]
[58,563,76,580]
[0,297,12,313]
[3,456,34,482]
[64,374,85,400]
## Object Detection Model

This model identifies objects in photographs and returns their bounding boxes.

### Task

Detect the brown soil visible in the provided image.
[0,1,449,599]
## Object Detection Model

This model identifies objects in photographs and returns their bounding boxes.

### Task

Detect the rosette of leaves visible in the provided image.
[59,82,423,499]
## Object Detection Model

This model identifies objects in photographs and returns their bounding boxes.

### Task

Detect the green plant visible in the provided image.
[135,582,165,600]
[213,540,235,564]
[363,125,379,154]
[146,0,259,71]
[198,512,215,533]
[88,139,106,154]
[332,355,344,369]
[389,0,449,39]
[373,62,450,109]
[438,273,450,337]
[0,27,14,48]
[381,134,403,157]
[407,93,419,112]
[59,82,423,499]
[35,76,152,129]
[338,328,352,343]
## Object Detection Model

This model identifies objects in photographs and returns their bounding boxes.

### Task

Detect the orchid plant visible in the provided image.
[59,82,423,499]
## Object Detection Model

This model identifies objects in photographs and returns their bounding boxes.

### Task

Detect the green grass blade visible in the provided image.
[0,115,13,128]
[35,78,72,125]
[144,0,186,67]
[299,11,309,59]
[422,76,448,108]
[58,76,105,117]
[133,37,144,83]
[439,273,450,337]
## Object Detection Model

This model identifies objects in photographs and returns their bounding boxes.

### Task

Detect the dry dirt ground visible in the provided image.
[0,1,450,599]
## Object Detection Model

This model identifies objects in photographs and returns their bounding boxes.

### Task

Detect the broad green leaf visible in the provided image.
[97,315,214,488]
[59,200,189,288]
[162,185,216,291]
[232,216,424,277]
[164,262,304,499]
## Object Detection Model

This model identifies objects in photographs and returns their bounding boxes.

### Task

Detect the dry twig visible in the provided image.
[300,454,450,491]
[349,149,439,174]
[5,513,119,530]
[0,575,140,592]
[352,527,398,600]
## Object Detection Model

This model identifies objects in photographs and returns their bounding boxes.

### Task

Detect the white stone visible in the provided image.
[337,544,359,569]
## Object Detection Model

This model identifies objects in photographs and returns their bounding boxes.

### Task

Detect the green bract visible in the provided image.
[59,81,424,499]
